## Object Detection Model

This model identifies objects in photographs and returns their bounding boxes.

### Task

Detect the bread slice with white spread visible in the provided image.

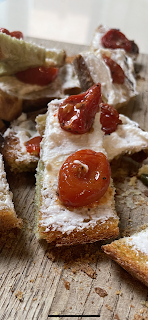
[102,227,148,287]
[35,99,119,246]
[1,113,40,172]
[0,153,22,231]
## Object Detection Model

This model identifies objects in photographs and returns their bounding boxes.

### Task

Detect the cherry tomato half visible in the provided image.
[100,103,122,135]
[58,83,101,134]
[0,28,10,36]
[15,66,59,86]
[103,55,125,84]
[10,31,23,39]
[58,149,111,207]
[101,29,132,52]
[0,28,24,39]
[25,136,42,156]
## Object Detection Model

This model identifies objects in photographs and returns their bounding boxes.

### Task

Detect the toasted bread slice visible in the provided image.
[35,99,119,246]
[90,25,139,59]
[102,227,148,287]
[0,153,22,231]
[1,114,40,172]
[73,49,137,108]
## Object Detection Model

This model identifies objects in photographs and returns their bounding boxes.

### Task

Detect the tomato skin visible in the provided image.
[58,149,111,207]
[58,83,102,134]
[10,31,23,39]
[15,66,59,86]
[0,28,10,35]
[0,28,24,39]
[101,29,132,52]
[100,103,122,135]
[103,55,125,84]
[25,136,42,156]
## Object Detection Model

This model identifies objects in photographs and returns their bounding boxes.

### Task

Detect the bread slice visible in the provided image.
[103,114,148,161]
[102,227,148,287]
[35,99,119,246]
[0,89,22,122]
[73,49,137,108]
[0,153,22,231]
[0,32,47,76]
[1,113,40,172]
[90,25,139,59]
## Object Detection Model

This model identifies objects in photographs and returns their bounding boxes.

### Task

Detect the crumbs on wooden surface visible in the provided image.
[15,291,24,302]
[95,287,108,297]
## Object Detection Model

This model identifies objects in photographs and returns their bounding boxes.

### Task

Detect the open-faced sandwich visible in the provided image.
[0,152,22,231]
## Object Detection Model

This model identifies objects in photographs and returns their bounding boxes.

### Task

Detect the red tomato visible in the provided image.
[103,55,125,84]
[101,29,132,52]
[58,149,111,207]
[25,136,42,156]
[0,28,10,35]
[10,31,23,39]
[58,83,101,134]
[100,103,122,135]
[15,66,59,86]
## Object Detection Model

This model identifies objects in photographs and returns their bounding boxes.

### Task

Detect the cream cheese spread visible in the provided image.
[37,99,117,234]
[103,114,148,161]
[125,228,148,256]
[0,154,15,211]
[81,48,137,107]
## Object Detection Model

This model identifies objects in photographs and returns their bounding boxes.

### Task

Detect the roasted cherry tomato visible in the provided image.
[58,83,101,134]
[10,31,23,39]
[15,66,59,86]
[58,149,111,207]
[103,55,125,84]
[101,29,132,52]
[100,103,122,135]
[0,28,24,39]
[25,136,42,156]
[0,28,10,35]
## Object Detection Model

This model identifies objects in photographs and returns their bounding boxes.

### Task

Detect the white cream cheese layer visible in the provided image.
[125,228,148,256]
[103,114,148,161]
[4,113,39,162]
[81,49,137,107]
[0,154,15,211]
[38,99,116,234]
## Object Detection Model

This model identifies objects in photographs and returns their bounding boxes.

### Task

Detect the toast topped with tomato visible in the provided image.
[35,84,119,246]
[0,153,22,231]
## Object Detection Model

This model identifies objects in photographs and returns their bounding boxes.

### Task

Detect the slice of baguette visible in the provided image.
[0,153,22,231]
[73,49,137,108]
[103,114,148,161]
[1,113,40,172]
[0,32,46,76]
[0,89,22,122]
[35,99,119,246]
[102,227,148,287]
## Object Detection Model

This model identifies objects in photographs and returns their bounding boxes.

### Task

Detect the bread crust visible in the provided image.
[102,240,148,287]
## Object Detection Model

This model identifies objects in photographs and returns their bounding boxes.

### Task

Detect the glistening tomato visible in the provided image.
[101,29,132,52]
[15,66,59,86]
[100,103,122,135]
[58,83,101,134]
[0,28,24,39]
[103,55,125,84]
[25,136,42,156]
[58,149,111,207]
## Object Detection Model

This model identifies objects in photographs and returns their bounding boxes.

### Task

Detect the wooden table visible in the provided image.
[0,39,148,320]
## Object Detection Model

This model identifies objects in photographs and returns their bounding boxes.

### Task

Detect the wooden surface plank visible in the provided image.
[0,39,148,320]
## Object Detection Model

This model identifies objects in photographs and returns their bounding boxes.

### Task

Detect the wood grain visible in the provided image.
[0,39,148,320]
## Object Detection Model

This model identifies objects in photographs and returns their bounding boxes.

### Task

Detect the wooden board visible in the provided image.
[1,39,148,320]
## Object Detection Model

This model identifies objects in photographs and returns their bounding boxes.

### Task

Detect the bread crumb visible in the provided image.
[63,279,70,290]
[15,291,23,301]
[80,263,97,278]
[129,176,137,186]
[30,279,34,283]
[116,290,122,296]
[95,287,108,297]
[105,304,113,311]
[114,314,120,320]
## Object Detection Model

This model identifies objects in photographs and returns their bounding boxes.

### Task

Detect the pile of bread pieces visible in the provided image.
[1,26,148,288]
